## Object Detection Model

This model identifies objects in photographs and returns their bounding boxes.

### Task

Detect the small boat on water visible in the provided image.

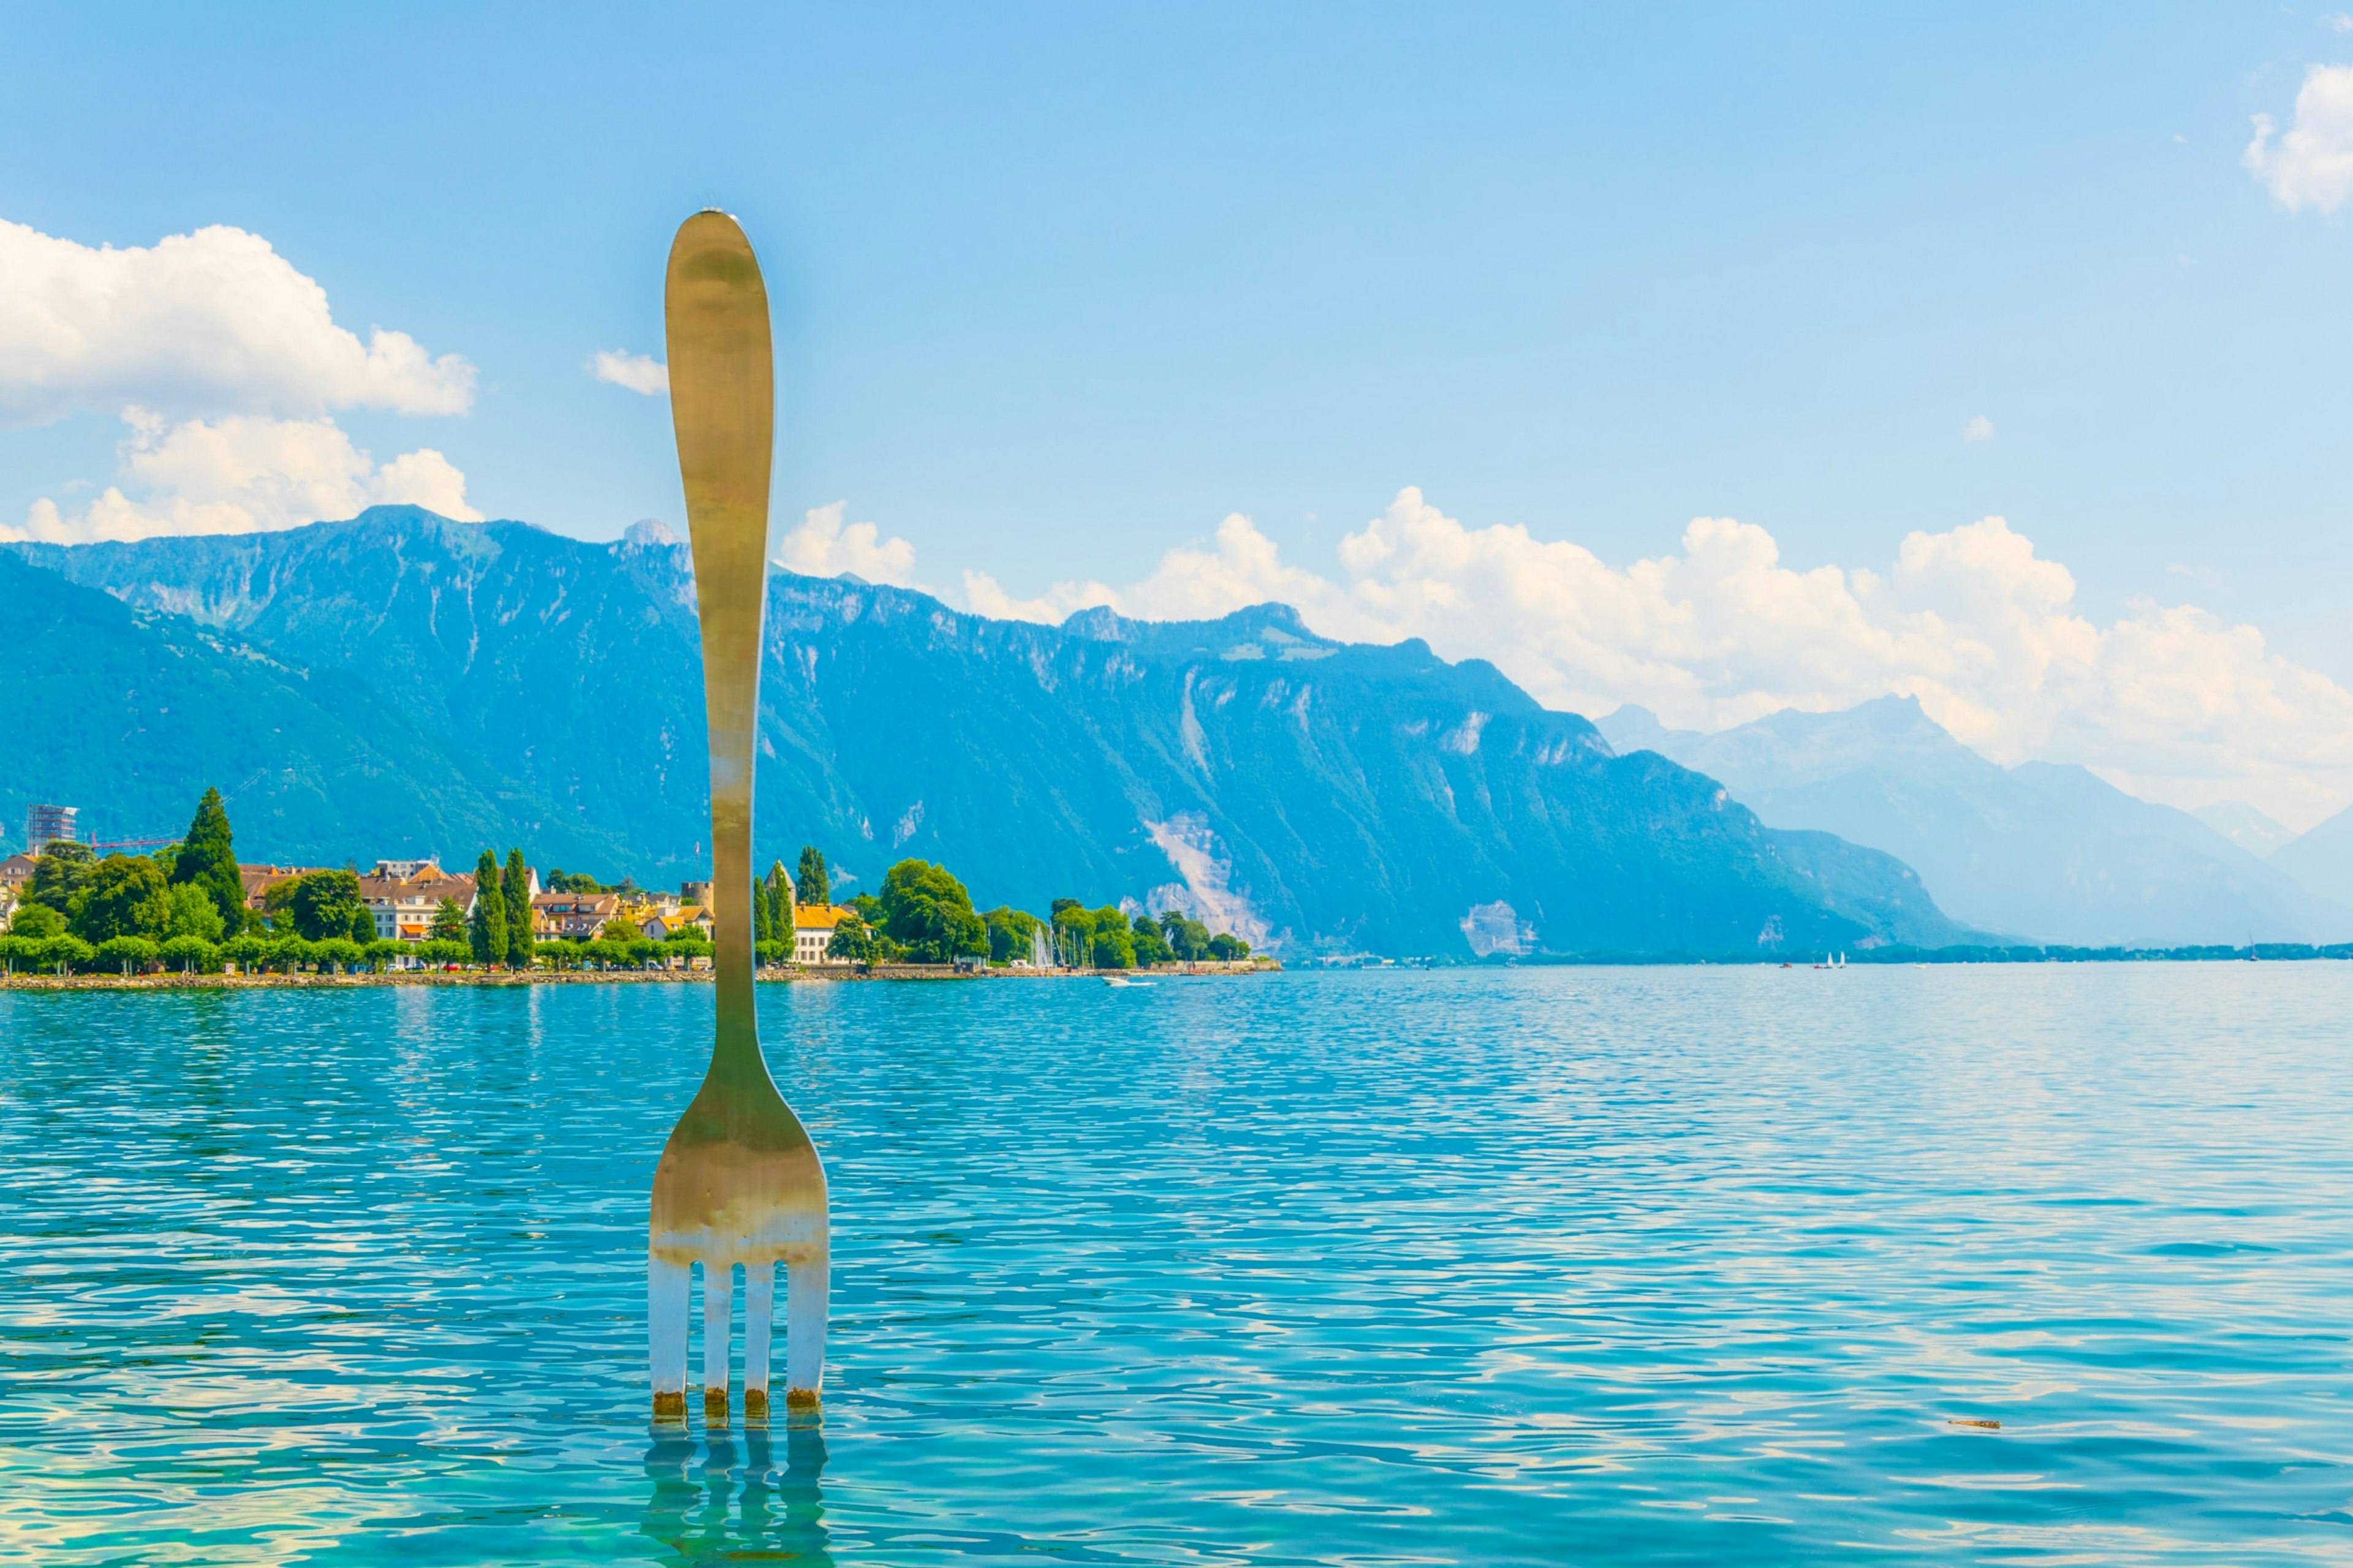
[1102,975,1132,987]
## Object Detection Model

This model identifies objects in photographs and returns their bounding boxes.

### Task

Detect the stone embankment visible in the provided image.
[0,962,1276,992]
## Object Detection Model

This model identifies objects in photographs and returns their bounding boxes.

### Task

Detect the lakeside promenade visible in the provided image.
[0,961,1276,993]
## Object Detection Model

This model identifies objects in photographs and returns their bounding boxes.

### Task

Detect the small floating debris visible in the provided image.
[1946,1418,2001,1430]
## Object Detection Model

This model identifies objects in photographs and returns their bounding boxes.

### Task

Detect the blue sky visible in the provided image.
[6,4,2353,820]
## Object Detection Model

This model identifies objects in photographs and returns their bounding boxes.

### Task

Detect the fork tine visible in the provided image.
[743,1263,774,1419]
[703,1262,733,1423]
[650,1257,689,1420]
[785,1254,828,1406]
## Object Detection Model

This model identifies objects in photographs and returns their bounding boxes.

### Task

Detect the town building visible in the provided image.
[0,852,29,926]
[615,886,682,922]
[640,905,714,942]
[238,863,329,911]
[24,804,77,851]
[357,863,480,941]
[793,904,850,964]
[532,888,621,940]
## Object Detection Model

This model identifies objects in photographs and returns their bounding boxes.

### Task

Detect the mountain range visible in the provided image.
[6,507,1974,958]
[2265,805,2353,911]
[1595,697,2353,946]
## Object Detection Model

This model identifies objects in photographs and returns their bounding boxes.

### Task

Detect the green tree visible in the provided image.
[1088,906,1136,969]
[502,849,534,969]
[470,850,506,965]
[281,870,368,942]
[72,855,173,942]
[825,911,875,963]
[766,861,793,937]
[45,934,96,974]
[1208,933,1251,961]
[753,869,776,944]
[27,842,96,915]
[1130,912,1174,966]
[163,881,227,942]
[417,937,469,968]
[851,891,883,926]
[219,933,271,971]
[159,934,218,974]
[171,786,245,931]
[1051,901,1096,966]
[876,859,987,963]
[9,902,64,939]
[95,934,158,975]
[1158,909,1213,961]
[983,906,1043,964]
[545,869,607,893]
[314,936,363,974]
[430,897,468,941]
[795,846,830,906]
[665,935,715,968]
[363,938,401,970]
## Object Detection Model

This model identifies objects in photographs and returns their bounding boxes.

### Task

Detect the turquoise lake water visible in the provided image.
[3,966,2351,1564]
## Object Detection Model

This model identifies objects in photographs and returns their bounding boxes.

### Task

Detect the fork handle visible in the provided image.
[665,210,773,1056]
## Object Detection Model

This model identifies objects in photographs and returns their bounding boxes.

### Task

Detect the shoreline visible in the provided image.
[0,961,1276,993]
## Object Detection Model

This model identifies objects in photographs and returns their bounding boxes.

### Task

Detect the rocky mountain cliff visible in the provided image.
[10,507,1974,956]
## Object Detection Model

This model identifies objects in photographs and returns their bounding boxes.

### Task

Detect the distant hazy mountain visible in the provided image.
[2270,805,2353,909]
[1594,697,2352,946]
[9,507,1974,957]
[2191,801,2297,857]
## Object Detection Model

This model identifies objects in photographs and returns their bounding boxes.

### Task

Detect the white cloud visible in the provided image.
[1962,415,1995,442]
[2245,64,2353,213]
[773,501,921,586]
[961,569,1119,622]
[2,409,482,545]
[953,488,2353,828]
[590,349,669,395]
[0,218,474,424]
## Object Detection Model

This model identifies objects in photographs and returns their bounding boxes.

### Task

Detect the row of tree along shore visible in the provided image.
[813,851,1252,968]
[1,789,1257,979]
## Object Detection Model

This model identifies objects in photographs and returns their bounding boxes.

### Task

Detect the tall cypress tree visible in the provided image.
[502,848,534,969]
[470,849,506,966]
[753,870,776,944]
[767,860,793,939]
[795,846,830,906]
[173,787,244,930]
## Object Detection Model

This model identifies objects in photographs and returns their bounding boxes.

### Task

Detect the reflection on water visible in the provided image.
[642,1420,830,1567]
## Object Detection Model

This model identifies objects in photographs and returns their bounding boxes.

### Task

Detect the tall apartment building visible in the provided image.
[24,804,77,852]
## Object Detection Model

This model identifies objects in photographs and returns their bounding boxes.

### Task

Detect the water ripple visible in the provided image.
[2,968,2350,1563]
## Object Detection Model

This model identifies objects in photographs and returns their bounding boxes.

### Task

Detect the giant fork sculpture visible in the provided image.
[650,210,830,1424]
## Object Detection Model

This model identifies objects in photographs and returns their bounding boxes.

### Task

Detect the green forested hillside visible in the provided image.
[0,550,632,869]
[12,509,1974,955]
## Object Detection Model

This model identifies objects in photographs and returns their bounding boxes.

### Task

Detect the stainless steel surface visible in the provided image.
[648,209,829,1424]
